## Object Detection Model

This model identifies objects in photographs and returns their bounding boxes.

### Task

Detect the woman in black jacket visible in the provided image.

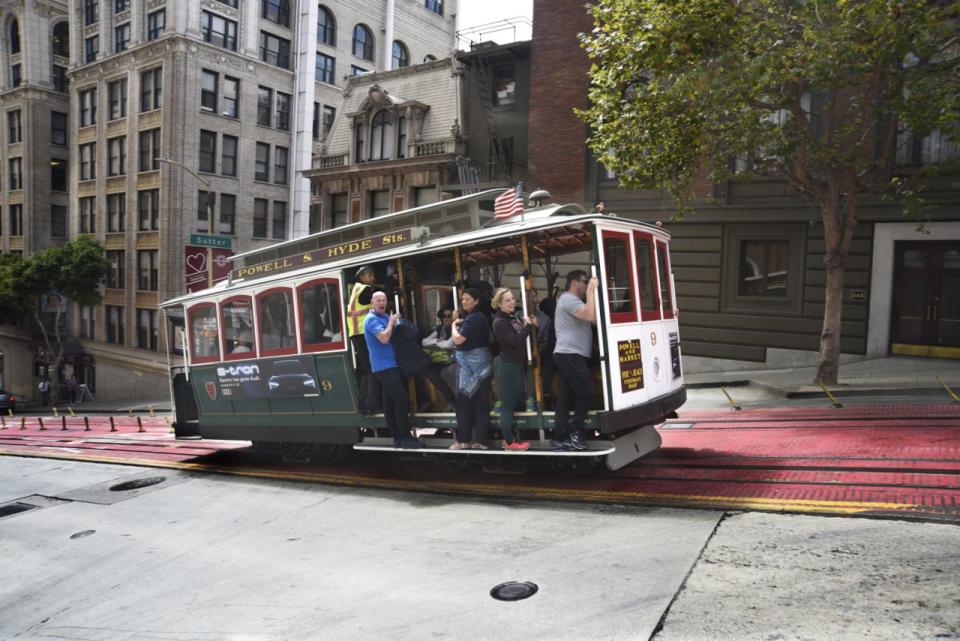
[491,287,538,451]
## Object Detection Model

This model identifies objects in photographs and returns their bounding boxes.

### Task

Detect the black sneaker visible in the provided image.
[569,431,589,451]
[553,438,575,452]
[398,436,425,449]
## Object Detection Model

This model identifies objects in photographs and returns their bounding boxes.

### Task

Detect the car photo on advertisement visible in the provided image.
[267,359,318,397]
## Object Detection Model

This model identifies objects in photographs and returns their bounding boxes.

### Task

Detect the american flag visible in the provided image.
[494,183,525,220]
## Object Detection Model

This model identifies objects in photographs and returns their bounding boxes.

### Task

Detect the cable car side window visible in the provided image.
[220,295,255,360]
[633,232,661,321]
[656,240,674,318]
[601,231,637,323]
[188,302,220,364]
[297,278,345,352]
[257,287,298,356]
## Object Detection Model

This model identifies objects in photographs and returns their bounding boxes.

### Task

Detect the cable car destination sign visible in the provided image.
[231,227,423,282]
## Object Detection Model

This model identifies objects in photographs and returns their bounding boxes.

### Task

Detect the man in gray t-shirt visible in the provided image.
[551,269,599,451]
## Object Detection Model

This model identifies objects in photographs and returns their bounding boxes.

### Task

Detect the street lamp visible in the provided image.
[157,157,214,221]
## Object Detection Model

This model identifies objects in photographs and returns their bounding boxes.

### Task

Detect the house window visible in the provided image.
[51,159,68,191]
[8,158,22,190]
[51,206,68,238]
[7,110,21,144]
[262,0,290,27]
[107,193,126,232]
[414,186,436,207]
[202,11,237,51]
[392,41,409,69]
[53,65,69,92]
[52,22,69,56]
[425,0,443,15]
[79,197,96,233]
[114,23,130,53]
[115,0,130,12]
[354,119,364,163]
[331,193,348,227]
[222,76,239,117]
[106,252,125,288]
[79,88,97,126]
[199,130,217,173]
[352,24,373,61]
[51,112,68,145]
[9,204,23,236]
[396,115,406,158]
[316,52,335,84]
[85,35,99,63]
[197,190,213,232]
[138,189,159,230]
[138,249,159,291]
[107,136,126,176]
[317,6,336,46]
[79,143,96,180]
[200,70,218,112]
[272,201,287,239]
[368,189,390,217]
[896,128,960,166]
[313,102,321,139]
[215,0,239,7]
[274,146,288,184]
[722,224,805,314]
[107,306,125,345]
[138,309,159,351]
[351,65,369,76]
[108,78,127,120]
[257,86,272,126]
[140,67,162,112]
[139,128,161,172]
[10,64,20,87]
[276,92,291,130]
[219,193,236,235]
[80,306,96,340]
[84,0,98,26]
[493,66,516,107]
[369,111,392,161]
[255,143,270,181]
[254,198,269,238]
[147,9,166,40]
[221,134,238,176]
[260,32,290,69]
[738,240,789,297]
[323,105,336,142]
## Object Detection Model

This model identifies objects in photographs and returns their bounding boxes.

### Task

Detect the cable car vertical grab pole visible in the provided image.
[520,234,544,414]
[591,262,610,413]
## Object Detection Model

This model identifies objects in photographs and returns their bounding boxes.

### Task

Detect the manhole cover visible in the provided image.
[490,581,539,601]
[109,476,166,492]
[0,502,37,519]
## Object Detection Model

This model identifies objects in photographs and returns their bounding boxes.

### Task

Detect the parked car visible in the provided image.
[0,390,17,413]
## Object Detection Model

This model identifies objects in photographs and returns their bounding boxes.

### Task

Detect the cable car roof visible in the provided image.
[162,199,671,309]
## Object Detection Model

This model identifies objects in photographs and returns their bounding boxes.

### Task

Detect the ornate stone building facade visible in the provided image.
[0,0,456,400]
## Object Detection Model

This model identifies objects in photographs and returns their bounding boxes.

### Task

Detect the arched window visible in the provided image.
[317,5,335,46]
[9,18,20,55]
[369,110,392,161]
[392,41,409,69]
[52,22,70,57]
[352,24,373,61]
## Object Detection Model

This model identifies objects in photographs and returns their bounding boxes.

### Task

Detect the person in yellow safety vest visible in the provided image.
[348,265,382,415]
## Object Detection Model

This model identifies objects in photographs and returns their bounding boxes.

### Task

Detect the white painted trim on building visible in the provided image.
[291,0,319,239]
[867,221,960,358]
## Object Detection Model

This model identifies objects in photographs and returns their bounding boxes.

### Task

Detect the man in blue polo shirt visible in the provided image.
[364,291,424,449]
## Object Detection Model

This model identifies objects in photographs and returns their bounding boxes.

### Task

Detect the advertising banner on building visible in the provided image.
[186,246,235,292]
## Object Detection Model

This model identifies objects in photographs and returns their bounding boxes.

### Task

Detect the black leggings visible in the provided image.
[455,377,491,445]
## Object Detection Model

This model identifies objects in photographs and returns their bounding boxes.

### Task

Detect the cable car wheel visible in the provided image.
[432,453,471,473]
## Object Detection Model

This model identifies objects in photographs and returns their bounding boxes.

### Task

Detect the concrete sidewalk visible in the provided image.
[685,355,960,399]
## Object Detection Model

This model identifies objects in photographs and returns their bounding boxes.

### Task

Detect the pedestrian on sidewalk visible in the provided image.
[38,377,50,406]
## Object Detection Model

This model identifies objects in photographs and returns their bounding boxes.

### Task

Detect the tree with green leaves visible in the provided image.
[0,237,110,404]
[578,0,959,383]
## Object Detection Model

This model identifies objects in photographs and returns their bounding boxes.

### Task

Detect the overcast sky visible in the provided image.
[457,0,533,45]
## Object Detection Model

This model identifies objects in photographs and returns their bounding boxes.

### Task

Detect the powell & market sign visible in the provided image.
[231,228,421,281]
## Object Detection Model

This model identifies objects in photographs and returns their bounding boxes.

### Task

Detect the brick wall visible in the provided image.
[528,0,594,205]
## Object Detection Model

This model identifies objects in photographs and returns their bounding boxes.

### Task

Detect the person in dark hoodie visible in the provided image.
[491,287,538,451]
[391,315,455,411]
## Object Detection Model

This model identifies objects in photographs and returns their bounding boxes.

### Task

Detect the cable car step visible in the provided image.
[353,442,614,456]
